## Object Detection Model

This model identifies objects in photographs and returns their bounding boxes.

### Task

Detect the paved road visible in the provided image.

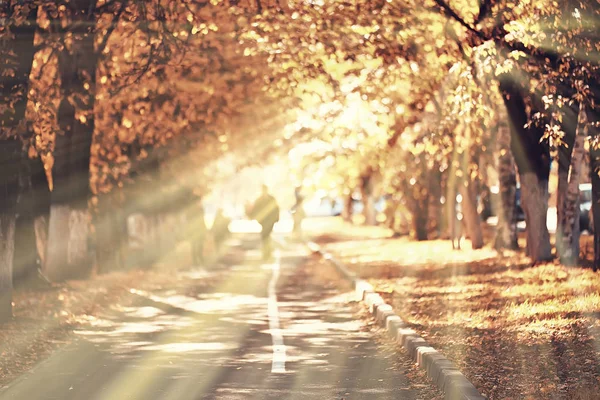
[0,234,441,400]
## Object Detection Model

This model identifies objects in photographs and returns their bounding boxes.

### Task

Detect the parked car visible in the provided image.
[580,183,592,232]
[485,183,593,232]
[303,195,340,217]
[484,185,525,223]
[320,194,387,218]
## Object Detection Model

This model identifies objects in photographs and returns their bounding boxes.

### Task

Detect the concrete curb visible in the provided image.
[307,240,486,400]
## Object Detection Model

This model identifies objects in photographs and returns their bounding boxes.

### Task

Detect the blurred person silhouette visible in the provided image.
[248,185,280,261]
[291,186,305,237]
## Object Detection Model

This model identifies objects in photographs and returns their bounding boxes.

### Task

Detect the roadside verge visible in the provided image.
[306,240,486,400]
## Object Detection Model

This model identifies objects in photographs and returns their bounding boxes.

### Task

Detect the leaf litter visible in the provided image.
[307,217,600,400]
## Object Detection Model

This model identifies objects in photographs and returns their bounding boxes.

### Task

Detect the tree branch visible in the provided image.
[97,4,125,56]
[433,0,564,67]
[433,0,484,39]
[475,0,493,24]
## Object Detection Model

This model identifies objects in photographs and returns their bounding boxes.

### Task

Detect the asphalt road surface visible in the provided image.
[0,234,441,400]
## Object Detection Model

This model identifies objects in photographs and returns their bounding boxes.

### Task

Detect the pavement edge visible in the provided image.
[306,240,486,400]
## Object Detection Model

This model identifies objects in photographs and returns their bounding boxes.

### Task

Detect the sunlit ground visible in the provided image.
[306,217,600,400]
[0,231,444,399]
[228,215,294,234]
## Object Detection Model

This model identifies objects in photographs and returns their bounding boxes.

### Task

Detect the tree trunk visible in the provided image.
[500,78,552,262]
[557,106,587,265]
[412,199,429,241]
[155,213,170,259]
[589,102,600,271]
[13,208,39,285]
[411,167,430,241]
[69,209,91,264]
[457,124,484,249]
[45,130,92,283]
[557,167,569,238]
[428,166,443,238]
[556,101,580,261]
[45,175,93,280]
[384,197,398,230]
[446,133,460,242]
[45,206,80,281]
[129,213,162,268]
[46,10,98,281]
[34,215,48,268]
[125,213,147,269]
[461,180,484,249]
[95,194,126,274]
[360,168,376,225]
[13,157,50,287]
[149,214,164,265]
[0,2,38,133]
[363,195,376,225]
[519,173,552,261]
[45,123,72,280]
[342,192,353,222]
[0,2,42,287]
[397,202,410,236]
[494,118,518,250]
[0,141,20,323]
[0,214,16,323]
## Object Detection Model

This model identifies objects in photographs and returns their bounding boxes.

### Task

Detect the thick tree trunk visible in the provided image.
[592,149,600,273]
[45,173,93,279]
[13,157,50,286]
[520,173,552,261]
[45,123,71,280]
[127,213,162,268]
[558,106,587,265]
[412,175,429,241]
[592,156,600,272]
[149,214,163,264]
[556,102,580,262]
[46,10,98,281]
[500,78,552,262]
[457,125,484,249]
[155,213,171,258]
[363,195,376,225]
[1,3,42,287]
[69,209,91,265]
[494,117,518,250]
[461,180,484,249]
[34,215,48,267]
[13,210,38,285]
[413,200,429,241]
[0,214,16,323]
[0,3,38,133]
[95,195,126,274]
[45,205,90,281]
[45,126,92,284]
[0,141,20,323]
[397,203,410,236]
[125,213,144,268]
[589,102,600,271]
[557,169,569,238]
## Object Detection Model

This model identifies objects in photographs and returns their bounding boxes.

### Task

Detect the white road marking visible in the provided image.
[267,249,286,373]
